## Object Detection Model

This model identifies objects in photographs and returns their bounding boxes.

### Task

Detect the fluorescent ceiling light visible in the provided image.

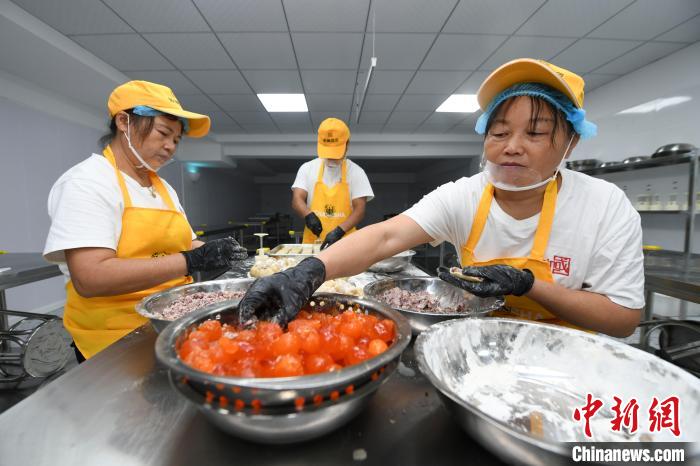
[257,93,308,112]
[436,94,479,113]
[617,96,691,114]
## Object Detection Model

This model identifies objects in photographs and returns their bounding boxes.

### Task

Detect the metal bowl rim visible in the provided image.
[415,317,700,453]
[155,292,411,391]
[135,277,255,321]
[363,277,504,317]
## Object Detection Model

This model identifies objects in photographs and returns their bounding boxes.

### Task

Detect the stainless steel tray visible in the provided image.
[268,244,320,257]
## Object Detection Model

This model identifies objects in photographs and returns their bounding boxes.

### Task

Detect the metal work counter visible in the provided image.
[0,253,62,333]
[0,261,507,466]
[643,251,700,316]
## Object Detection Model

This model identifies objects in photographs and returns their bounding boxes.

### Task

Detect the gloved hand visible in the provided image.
[304,212,323,237]
[237,257,326,327]
[181,237,248,275]
[321,226,345,250]
[437,265,534,298]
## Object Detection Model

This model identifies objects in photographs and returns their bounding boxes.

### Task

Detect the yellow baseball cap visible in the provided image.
[317,118,350,159]
[477,58,585,111]
[108,80,211,138]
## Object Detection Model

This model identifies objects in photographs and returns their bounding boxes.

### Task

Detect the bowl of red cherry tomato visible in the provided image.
[155,293,411,444]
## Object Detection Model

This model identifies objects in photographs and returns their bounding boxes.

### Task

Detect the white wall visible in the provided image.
[582,42,700,254]
[583,42,700,161]
[0,96,103,311]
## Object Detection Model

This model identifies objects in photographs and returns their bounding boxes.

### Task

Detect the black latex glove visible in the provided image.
[237,257,326,327]
[437,265,534,298]
[321,226,345,250]
[304,212,323,237]
[181,237,248,276]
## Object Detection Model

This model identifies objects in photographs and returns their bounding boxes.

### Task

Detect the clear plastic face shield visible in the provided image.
[122,113,175,173]
[474,84,598,192]
[325,159,342,169]
[480,134,575,192]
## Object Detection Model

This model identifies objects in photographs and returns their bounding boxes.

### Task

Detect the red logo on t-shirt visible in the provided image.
[550,255,571,276]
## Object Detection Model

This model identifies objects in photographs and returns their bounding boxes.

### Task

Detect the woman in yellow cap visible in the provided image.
[44,80,247,360]
[240,59,644,337]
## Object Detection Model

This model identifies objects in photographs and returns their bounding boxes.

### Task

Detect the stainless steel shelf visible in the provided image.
[579,151,697,176]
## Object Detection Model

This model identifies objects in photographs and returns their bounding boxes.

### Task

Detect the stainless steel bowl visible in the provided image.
[155,293,411,444]
[363,277,504,334]
[367,250,416,273]
[652,142,696,158]
[136,278,254,333]
[416,318,700,465]
[622,155,650,164]
[567,158,601,171]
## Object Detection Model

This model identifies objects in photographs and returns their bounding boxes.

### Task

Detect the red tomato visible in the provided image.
[368,339,388,356]
[218,337,241,358]
[270,332,301,356]
[271,354,304,377]
[344,345,370,366]
[179,307,396,377]
[299,329,321,354]
[304,353,334,374]
[339,319,364,339]
[199,320,222,340]
[255,321,283,343]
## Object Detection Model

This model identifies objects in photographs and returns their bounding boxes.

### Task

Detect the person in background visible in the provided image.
[241,59,644,338]
[44,81,247,360]
[291,118,374,249]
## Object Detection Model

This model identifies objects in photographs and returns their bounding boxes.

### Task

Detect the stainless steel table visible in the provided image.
[0,253,61,332]
[0,262,507,466]
[641,252,700,347]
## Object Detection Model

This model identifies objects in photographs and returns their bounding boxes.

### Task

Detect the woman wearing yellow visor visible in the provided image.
[239,59,644,337]
[44,81,247,360]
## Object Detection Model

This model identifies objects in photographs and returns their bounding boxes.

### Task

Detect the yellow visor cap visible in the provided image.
[317,118,350,159]
[477,58,585,111]
[108,80,211,138]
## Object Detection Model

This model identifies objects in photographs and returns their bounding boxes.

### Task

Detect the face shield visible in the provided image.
[325,159,342,169]
[481,135,575,191]
[122,109,183,173]
[475,83,596,191]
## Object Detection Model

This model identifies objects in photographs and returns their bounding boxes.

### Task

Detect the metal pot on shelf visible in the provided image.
[622,155,650,164]
[652,143,697,158]
[567,158,601,171]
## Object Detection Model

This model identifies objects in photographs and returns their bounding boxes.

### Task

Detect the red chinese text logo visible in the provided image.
[573,395,680,438]
[550,255,571,276]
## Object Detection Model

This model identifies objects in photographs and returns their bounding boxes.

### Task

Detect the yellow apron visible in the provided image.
[302,159,356,243]
[460,179,582,329]
[63,146,193,358]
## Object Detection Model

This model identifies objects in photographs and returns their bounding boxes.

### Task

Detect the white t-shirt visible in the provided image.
[291,158,374,206]
[44,154,196,279]
[404,169,645,309]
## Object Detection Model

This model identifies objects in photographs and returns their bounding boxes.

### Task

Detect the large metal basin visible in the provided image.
[155,293,411,444]
[416,318,700,465]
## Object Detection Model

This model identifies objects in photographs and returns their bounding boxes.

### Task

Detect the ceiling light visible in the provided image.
[257,93,308,112]
[436,94,479,113]
[617,96,692,114]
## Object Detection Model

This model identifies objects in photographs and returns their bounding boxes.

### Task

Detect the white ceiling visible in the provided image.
[10,0,700,135]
